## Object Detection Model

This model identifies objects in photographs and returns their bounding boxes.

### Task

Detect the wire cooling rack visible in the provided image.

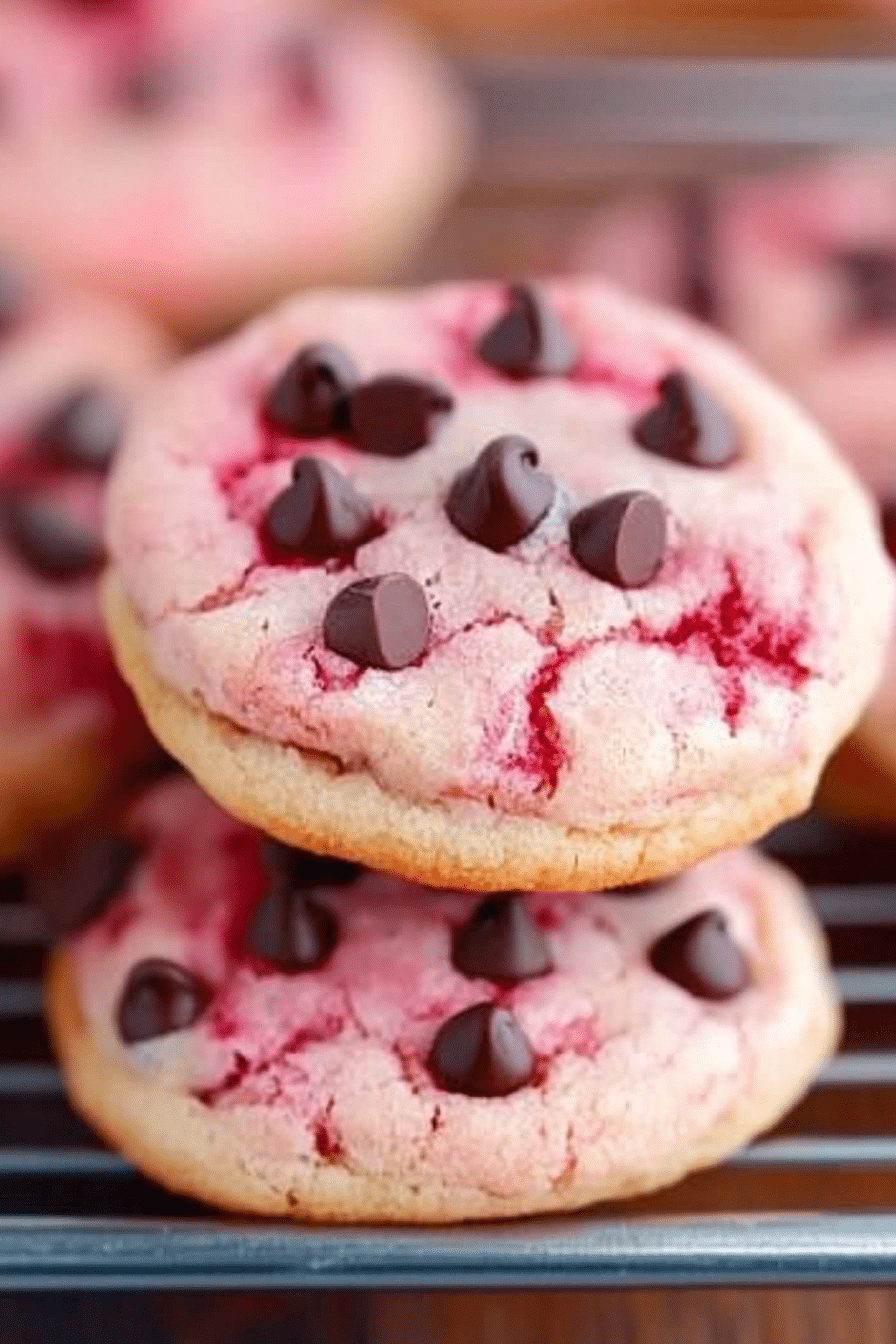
[6,54,896,1293]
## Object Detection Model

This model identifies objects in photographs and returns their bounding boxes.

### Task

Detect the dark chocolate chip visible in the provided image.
[649,909,750,1001]
[115,56,187,117]
[348,375,453,458]
[452,894,553,985]
[0,490,104,581]
[265,342,358,438]
[261,839,362,892]
[117,959,212,1043]
[323,573,429,669]
[569,490,666,588]
[28,833,141,938]
[263,457,376,560]
[428,1002,535,1097]
[677,186,717,325]
[446,435,555,552]
[477,283,578,378]
[835,248,896,329]
[246,888,338,971]
[881,501,896,563]
[29,384,126,472]
[0,263,29,337]
[633,371,738,468]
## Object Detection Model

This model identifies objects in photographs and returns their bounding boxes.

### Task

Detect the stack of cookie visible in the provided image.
[40,278,894,1221]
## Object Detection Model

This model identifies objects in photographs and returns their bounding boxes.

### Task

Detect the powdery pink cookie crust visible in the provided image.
[0,279,169,857]
[571,159,896,813]
[49,774,838,1223]
[105,280,893,883]
[0,0,471,337]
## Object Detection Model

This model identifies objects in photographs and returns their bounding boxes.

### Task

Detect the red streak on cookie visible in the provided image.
[508,644,585,795]
[307,649,364,692]
[196,1051,251,1106]
[197,1016,345,1106]
[635,562,810,728]
[313,1119,344,1160]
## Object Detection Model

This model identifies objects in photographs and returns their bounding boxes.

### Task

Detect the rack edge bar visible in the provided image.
[2,1213,896,1289]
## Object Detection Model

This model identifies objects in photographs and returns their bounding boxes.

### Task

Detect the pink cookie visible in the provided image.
[0,261,170,859]
[571,158,896,819]
[0,0,472,338]
[44,773,837,1223]
[103,279,893,890]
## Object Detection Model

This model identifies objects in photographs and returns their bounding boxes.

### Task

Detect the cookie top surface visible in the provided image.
[0,0,471,335]
[0,266,168,736]
[59,774,835,1218]
[106,279,893,854]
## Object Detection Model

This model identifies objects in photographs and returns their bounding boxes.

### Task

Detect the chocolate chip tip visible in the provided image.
[323,572,429,670]
[428,1001,536,1097]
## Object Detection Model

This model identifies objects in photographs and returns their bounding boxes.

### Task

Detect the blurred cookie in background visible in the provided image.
[0,260,169,861]
[0,0,473,339]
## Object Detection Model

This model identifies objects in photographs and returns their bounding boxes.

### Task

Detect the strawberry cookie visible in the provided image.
[45,774,837,1222]
[103,280,893,889]
[0,261,169,860]
[0,0,471,338]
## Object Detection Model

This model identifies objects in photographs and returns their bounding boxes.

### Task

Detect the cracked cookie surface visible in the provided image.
[47,774,838,1222]
[104,280,893,889]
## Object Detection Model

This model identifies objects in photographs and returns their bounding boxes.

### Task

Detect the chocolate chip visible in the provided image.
[323,574,429,670]
[633,371,738,468]
[0,263,29,336]
[428,1002,535,1097]
[29,384,126,472]
[348,375,453,458]
[28,834,141,938]
[649,910,750,1001]
[265,343,358,438]
[117,959,212,1044]
[835,248,896,329]
[0,490,104,581]
[477,283,578,378]
[263,457,376,560]
[452,895,553,985]
[446,436,555,553]
[246,888,338,971]
[115,56,187,117]
[261,839,361,892]
[570,490,666,588]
